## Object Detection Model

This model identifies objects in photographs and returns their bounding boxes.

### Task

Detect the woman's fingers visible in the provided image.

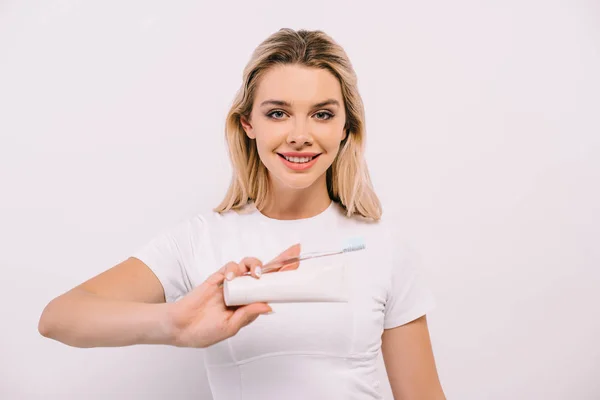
[221,261,240,282]
[222,257,263,281]
[273,243,301,261]
[220,244,302,283]
[267,243,302,273]
[206,268,226,286]
[279,261,300,272]
[239,257,263,279]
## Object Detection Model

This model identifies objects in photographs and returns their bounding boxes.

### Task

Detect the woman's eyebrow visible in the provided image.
[259,99,340,108]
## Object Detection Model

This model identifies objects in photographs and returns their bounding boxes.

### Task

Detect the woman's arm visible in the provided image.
[38,257,175,348]
[38,244,301,348]
[381,316,446,400]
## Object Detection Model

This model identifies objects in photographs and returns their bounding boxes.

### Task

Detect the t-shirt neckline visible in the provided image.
[253,200,337,225]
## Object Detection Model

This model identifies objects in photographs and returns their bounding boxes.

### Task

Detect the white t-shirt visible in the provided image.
[132,201,435,400]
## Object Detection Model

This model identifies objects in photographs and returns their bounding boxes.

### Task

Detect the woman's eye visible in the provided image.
[267,110,286,119]
[315,111,333,120]
[267,110,333,120]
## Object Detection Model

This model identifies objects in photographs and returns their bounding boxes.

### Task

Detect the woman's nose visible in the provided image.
[286,121,313,146]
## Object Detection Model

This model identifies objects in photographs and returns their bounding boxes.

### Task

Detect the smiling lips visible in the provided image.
[277,152,321,171]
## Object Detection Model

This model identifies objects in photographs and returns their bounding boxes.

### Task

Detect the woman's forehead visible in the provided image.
[254,65,343,107]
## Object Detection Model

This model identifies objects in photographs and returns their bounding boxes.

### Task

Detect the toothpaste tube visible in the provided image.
[223,264,348,306]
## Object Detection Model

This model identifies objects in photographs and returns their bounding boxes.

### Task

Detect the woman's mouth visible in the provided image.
[277,153,321,171]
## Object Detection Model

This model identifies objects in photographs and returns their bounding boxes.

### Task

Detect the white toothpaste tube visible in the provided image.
[223,264,349,306]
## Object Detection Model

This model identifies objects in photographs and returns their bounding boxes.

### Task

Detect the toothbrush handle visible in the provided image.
[261,250,342,274]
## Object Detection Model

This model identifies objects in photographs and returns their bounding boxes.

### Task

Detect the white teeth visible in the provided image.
[284,156,314,163]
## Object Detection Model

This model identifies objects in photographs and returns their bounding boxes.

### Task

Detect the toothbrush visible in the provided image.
[258,237,366,274]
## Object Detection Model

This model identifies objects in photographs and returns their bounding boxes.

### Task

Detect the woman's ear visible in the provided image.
[342,123,349,141]
[240,115,255,139]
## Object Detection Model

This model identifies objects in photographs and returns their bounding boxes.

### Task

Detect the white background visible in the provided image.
[1,0,599,399]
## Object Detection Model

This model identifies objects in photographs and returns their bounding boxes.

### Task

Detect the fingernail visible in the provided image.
[226,271,234,281]
[255,266,262,278]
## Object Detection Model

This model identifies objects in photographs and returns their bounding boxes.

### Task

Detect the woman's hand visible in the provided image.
[222,243,302,279]
[166,244,301,348]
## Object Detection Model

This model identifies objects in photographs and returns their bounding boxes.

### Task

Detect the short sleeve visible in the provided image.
[383,242,436,329]
[130,219,195,303]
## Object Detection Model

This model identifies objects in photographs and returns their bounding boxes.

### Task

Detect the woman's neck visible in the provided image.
[260,175,331,220]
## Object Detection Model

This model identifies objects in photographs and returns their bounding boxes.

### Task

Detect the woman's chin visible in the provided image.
[272,171,324,191]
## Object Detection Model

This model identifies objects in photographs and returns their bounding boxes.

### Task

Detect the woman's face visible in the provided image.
[241,64,347,191]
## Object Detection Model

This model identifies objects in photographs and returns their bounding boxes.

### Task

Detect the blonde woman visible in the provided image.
[39,28,445,399]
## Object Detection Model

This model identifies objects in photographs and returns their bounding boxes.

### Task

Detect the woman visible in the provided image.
[39,28,445,399]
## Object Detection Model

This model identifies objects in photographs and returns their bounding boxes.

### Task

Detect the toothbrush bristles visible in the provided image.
[344,244,365,252]
[343,237,366,252]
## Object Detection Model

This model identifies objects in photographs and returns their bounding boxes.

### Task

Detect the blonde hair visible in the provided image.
[215,28,382,220]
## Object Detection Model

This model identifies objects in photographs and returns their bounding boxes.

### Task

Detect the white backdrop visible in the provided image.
[1,1,599,399]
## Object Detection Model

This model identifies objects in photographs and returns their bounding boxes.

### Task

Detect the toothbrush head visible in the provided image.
[342,237,366,253]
